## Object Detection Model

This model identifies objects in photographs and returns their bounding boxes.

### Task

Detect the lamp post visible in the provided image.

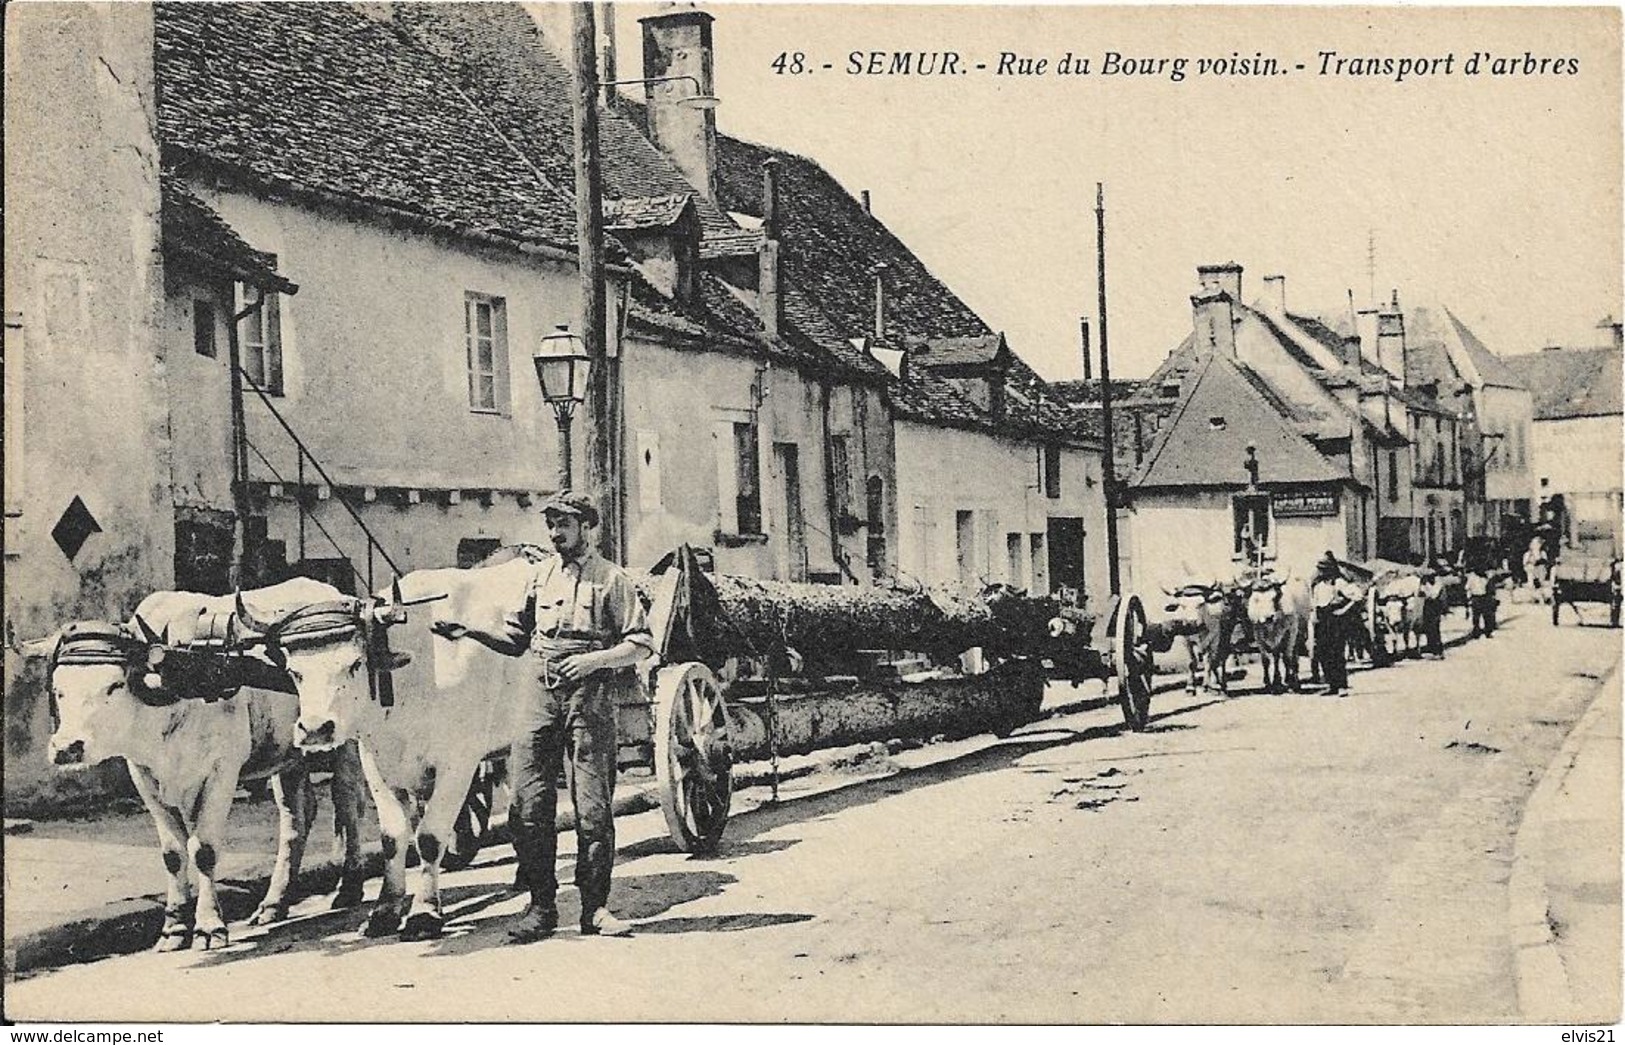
[534,325,591,490]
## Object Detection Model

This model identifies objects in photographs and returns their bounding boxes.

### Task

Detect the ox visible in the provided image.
[236,559,536,941]
[30,579,367,951]
[1161,583,1237,694]
[1373,574,1426,660]
[1245,574,1310,693]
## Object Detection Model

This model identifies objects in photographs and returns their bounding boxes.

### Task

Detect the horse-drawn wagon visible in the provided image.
[1549,553,1622,627]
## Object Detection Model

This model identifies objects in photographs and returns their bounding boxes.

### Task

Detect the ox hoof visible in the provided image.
[331,880,366,910]
[400,913,444,942]
[154,930,193,953]
[364,902,406,938]
[194,925,230,950]
[248,902,288,927]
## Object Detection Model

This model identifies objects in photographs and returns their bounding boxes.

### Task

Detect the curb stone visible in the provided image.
[1509,660,1620,1023]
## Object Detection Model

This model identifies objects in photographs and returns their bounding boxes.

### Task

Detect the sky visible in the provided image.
[585,3,1621,380]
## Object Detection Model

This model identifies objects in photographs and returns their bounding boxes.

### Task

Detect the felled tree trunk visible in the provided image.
[687,572,1059,661]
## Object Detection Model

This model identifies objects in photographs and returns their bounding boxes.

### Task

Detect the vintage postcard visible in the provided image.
[3,0,1621,1028]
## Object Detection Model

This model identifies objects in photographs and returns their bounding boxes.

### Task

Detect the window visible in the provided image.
[829,434,851,515]
[865,475,886,570]
[238,280,283,395]
[1387,450,1399,502]
[955,510,977,586]
[1029,533,1047,593]
[1007,533,1024,586]
[734,421,762,535]
[1042,445,1062,499]
[193,300,216,358]
[464,293,509,413]
[1233,494,1270,557]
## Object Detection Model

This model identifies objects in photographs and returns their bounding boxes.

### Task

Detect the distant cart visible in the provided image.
[1549,554,1622,627]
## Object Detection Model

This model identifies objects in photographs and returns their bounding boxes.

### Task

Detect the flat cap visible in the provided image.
[541,490,599,526]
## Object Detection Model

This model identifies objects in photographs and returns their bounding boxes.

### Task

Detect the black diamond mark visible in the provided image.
[51,496,101,561]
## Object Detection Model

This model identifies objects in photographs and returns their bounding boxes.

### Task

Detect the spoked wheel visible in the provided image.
[653,662,733,854]
[1113,594,1154,731]
[441,758,505,872]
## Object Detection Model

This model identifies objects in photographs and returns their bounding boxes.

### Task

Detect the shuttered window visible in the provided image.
[465,293,509,414]
[238,276,284,396]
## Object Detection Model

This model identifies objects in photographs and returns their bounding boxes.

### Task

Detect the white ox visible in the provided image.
[1161,583,1236,694]
[33,579,368,951]
[238,557,537,940]
[1374,574,1426,660]
[1245,575,1311,693]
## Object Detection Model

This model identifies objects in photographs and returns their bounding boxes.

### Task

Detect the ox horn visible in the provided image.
[7,621,60,658]
[233,590,278,635]
[133,614,163,646]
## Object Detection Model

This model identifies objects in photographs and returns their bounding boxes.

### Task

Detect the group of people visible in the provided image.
[1308,550,1500,698]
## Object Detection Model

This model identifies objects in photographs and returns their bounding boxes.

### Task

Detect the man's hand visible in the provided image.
[431,620,468,641]
[553,651,605,684]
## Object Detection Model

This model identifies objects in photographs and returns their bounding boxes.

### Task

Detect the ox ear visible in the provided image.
[233,590,278,635]
[132,614,162,646]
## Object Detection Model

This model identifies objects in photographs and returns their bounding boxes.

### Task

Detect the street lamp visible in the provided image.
[534,324,591,489]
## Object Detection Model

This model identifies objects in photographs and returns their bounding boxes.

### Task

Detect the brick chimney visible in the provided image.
[640,10,717,200]
[757,159,781,338]
[1197,262,1243,303]
[1375,289,1406,387]
[873,263,888,340]
[1191,285,1236,357]
[1261,274,1286,316]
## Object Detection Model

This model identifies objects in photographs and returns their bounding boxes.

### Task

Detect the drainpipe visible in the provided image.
[228,294,263,588]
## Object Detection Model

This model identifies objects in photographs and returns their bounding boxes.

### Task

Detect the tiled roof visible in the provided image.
[699,227,766,260]
[1050,379,1149,406]
[160,175,296,294]
[1404,303,1525,392]
[1131,351,1352,490]
[714,134,989,343]
[780,284,891,380]
[604,194,692,230]
[1504,346,1623,419]
[391,3,741,243]
[155,2,581,252]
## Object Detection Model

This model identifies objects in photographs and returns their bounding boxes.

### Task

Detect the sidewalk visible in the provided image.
[1513,663,1623,1023]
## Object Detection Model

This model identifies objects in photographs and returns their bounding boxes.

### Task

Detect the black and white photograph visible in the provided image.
[2,0,1621,1028]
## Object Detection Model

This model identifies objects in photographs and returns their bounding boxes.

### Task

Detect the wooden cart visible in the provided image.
[1550,554,1622,627]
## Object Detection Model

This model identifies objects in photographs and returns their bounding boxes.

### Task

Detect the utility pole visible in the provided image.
[570,2,614,558]
[1096,183,1121,597]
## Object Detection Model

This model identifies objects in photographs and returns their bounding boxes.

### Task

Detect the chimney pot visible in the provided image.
[861,189,871,214]
[640,10,719,200]
[760,158,780,240]
[873,264,888,341]
[1262,274,1286,315]
[1196,262,1243,304]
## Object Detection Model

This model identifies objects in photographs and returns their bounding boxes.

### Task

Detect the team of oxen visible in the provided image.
[17,551,1461,954]
[16,557,542,949]
[1158,561,1454,699]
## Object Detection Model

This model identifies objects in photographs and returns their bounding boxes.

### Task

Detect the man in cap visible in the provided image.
[1311,551,1358,697]
[435,490,652,940]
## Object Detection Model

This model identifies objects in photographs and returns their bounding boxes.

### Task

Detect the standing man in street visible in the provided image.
[434,491,653,941]
[1418,566,1446,659]
[1466,566,1493,637]
[1312,552,1358,697]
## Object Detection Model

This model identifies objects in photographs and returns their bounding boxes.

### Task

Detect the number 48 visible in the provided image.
[771,52,807,75]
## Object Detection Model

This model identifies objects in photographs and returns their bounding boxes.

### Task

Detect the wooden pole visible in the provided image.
[571,2,614,558]
[1096,183,1121,597]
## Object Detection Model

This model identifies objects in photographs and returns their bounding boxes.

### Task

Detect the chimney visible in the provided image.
[757,160,781,338]
[873,263,888,341]
[861,189,871,215]
[1191,285,1236,357]
[640,10,718,200]
[598,1,618,109]
[1356,308,1381,373]
[1600,314,1623,350]
[1375,290,1406,387]
[1080,317,1092,381]
[1196,262,1243,304]
[1261,274,1286,316]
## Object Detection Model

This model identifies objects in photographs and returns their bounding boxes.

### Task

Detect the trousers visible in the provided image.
[508,666,619,917]
[1314,610,1349,691]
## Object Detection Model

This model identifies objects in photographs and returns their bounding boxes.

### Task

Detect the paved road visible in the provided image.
[7,605,1619,1024]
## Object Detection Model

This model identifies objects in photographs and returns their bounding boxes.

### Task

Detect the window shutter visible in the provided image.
[493,299,512,415]
[265,291,283,395]
[713,421,738,532]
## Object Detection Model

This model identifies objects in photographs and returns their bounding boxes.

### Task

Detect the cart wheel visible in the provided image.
[654,663,733,854]
[1113,594,1153,731]
[441,759,501,872]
